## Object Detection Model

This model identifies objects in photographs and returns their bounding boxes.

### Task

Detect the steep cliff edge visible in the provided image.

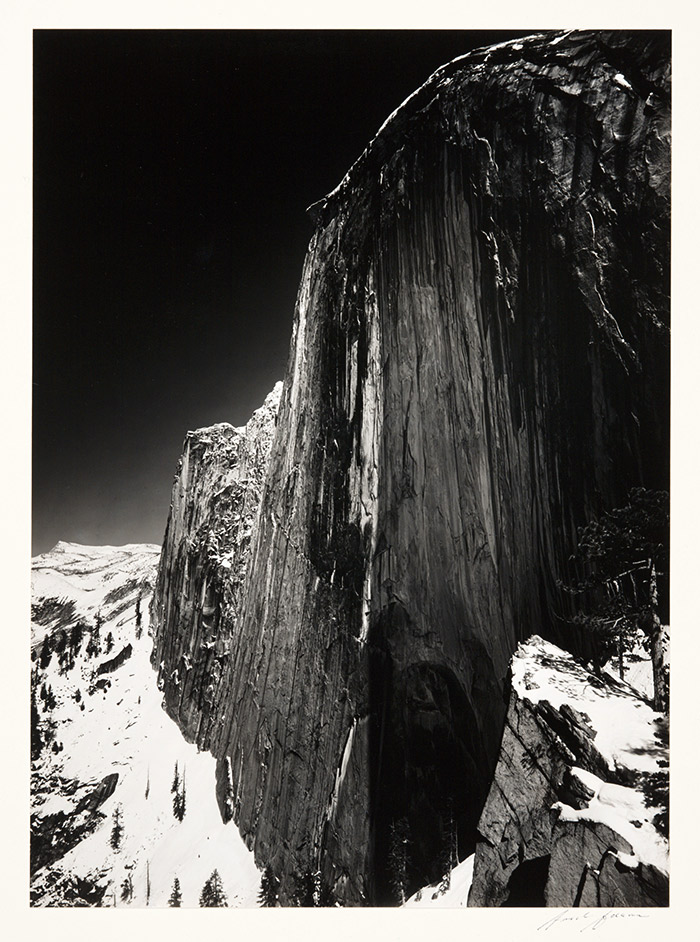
[152,30,669,905]
[150,384,282,751]
[468,636,668,907]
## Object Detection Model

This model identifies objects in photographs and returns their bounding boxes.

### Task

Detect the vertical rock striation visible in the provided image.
[151,384,282,750]
[152,30,669,905]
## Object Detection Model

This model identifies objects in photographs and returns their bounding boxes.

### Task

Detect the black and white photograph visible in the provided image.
[7,5,692,928]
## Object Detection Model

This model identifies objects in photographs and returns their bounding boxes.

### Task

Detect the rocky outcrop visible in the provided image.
[31,773,120,875]
[468,636,668,907]
[150,384,282,750]
[95,644,132,675]
[152,30,669,905]
[75,773,120,813]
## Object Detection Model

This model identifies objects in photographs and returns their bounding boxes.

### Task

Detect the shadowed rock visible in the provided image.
[152,30,669,905]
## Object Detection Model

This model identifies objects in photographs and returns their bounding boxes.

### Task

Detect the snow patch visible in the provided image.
[554,767,668,874]
[512,636,663,775]
[614,72,634,91]
[404,854,475,908]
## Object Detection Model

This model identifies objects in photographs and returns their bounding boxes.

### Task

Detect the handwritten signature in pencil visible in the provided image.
[538,909,651,932]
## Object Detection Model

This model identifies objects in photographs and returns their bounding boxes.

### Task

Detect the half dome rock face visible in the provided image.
[152,30,669,905]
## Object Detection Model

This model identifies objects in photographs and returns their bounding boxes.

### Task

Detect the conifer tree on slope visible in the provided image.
[110,804,124,851]
[317,879,338,907]
[561,487,669,711]
[199,869,228,907]
[438,802,457,894]
[70,621,84,655]
[173,770,186,821]
[120,873,133,903]
[387,817,410,905]
[39,634,52,669]
[291,868,318,907]
[168,876,182,907]
[31,686,43,761]
[258,865,279,907]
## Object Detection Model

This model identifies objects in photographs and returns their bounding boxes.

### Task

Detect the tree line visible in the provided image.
[560,487,669,712]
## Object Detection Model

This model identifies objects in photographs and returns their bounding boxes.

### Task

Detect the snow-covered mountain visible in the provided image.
[30,542,260,907]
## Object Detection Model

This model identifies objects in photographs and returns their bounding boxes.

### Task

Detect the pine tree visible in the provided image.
[258,865,279,907]
[58,647,73,674]
[70,621,84,655]
[560,487,669,710]
[171,761,179,793]
[291,868,318,907]
[318,879,338,907]
[173,781,186,821]
[387,817,410,904]
[110,804,124,851]
[135,596,143,640]
[173,769,186,821]
[145,768,150,800]
[55,629,67,655]
[199,869,228,907]
[91,612,103,656]
[146,860,151,906]
[438,802,457,894]
[120,873,134,902]
[40,634,52,669]
[105,631,114,653]
[168,876,182,907]
[31,687,43,761]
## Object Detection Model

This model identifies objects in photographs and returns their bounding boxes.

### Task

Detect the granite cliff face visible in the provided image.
[151,30,669,905]
[151,384,282,751]
[468,637,669,908]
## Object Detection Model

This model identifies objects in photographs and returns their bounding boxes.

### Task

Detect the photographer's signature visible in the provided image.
[538,909,651,932]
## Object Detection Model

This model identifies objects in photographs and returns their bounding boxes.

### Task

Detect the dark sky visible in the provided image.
[32,28,530,555]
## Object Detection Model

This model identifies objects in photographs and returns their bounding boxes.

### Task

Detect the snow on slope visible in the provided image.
[403,855,475,908]
[31,542,261,907]
[511,635,664,776]
[31,542,161,646]
[512,636,669,876]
